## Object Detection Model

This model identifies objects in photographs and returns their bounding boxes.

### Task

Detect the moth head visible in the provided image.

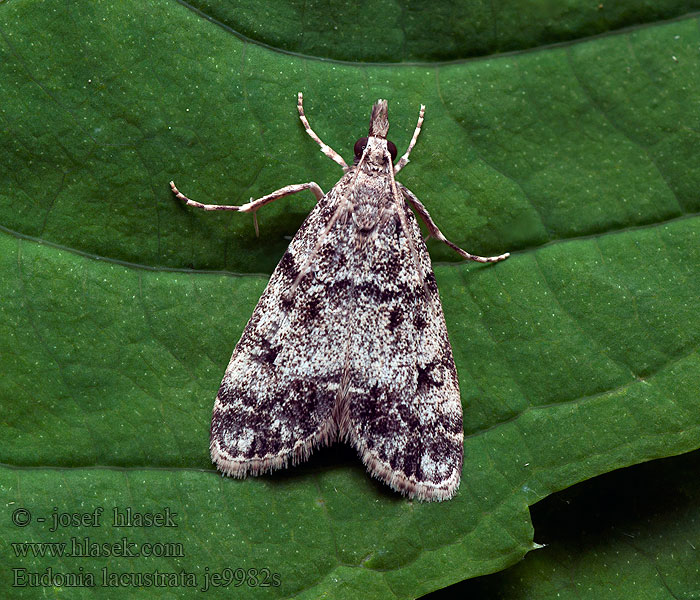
[353,99,398,167]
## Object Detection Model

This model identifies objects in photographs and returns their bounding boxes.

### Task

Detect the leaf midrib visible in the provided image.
[171,0,700,66]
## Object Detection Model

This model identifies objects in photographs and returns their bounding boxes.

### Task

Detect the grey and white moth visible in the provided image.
[170,93,509,501]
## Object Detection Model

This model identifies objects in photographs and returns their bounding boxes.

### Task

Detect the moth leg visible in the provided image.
[399,183,510,263]
[297,92,349,170]
[171,180,324,211]
[394,103,425,174]
[171,180,324,237]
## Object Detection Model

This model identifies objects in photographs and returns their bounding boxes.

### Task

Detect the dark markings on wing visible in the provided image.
[210,169,463,501]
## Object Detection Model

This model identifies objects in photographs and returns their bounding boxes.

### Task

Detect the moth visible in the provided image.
[170,93,509,501]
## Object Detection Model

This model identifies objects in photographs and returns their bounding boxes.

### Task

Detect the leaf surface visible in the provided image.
[1,1,699,598]
[459,450,700,600]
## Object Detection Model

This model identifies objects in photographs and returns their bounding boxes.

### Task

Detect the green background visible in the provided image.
[1,0,699,598]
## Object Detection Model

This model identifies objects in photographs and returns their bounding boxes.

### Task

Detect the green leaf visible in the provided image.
[1,1,699,598]
[459,449,700,599]
[185,0,700,61]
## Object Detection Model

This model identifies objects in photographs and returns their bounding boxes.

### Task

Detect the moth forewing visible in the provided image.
[172,92,509,501]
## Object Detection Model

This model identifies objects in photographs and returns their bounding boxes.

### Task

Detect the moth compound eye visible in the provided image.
[354,137,368,160]
[387,140,398,162]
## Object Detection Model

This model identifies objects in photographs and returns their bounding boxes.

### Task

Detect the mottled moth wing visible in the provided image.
[339,196,463,501]
[209,173,355,477]
[184,93,512,502]
[210,172,463,501]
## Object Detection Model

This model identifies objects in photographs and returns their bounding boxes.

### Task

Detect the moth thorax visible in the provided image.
[351,173,388,231]
[352,204,381,232]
